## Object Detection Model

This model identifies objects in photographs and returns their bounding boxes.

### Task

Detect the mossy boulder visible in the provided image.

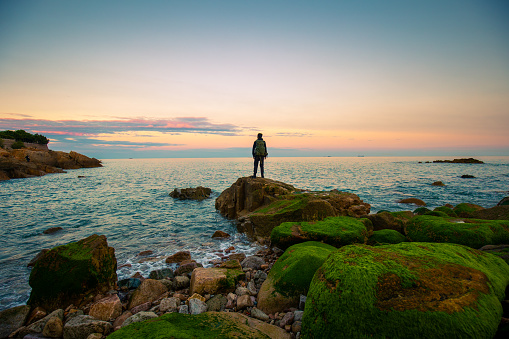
[453,203,485,217]
[302,242,509,338]
[368,229,408,245]
[405,215,509,249]
[366,211,413,233]
[414,207,431,215]
[106,311,290,339]
[270,216,372,250]
[257,241,336,314]
[433,206,458,217]
[28,234,117,311]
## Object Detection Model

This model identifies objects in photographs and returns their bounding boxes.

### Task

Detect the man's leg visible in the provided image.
[253,157,259,177]
[260,157,264,178]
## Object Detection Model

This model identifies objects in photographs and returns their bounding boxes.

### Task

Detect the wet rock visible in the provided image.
[169,186,212,200]
[178,305,189,314]
[112,311,132,330]
[26,306,47,325]
[165,250,191,264]
[28,234,117,311]
[130,301,151,315]
[292,321,302,333]
[118,278,142,291]
[89,294,122,321]
[294,310,304,322]
[219,259,242,270]
[366,211,413,233]
[212,230,230,238]
[63,315,111,339]
[128,279,168,310]
[149,268,174,280]
[433,158,484,164]
[432,181,445,186]
[461,174,476,178]
[42,316,64,338]
[280,312,294,327]
[43,227,63,234]
[0,305,30,338]
[173,275,190,289]
[226,293,237,309]
[397,198,426,206]
[190,267,245,295]
[235,286,250,296]
[228,253,247,262]
[27,249,50,267]
[251,307,270,321]
[174,260,201,276]
[247,280,258,296]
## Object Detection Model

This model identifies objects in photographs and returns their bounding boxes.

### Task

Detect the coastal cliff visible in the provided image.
[0,139,102,181]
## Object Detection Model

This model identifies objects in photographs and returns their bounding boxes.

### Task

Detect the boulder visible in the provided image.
[20,309,64,337]
[42,316,64,338]
[62,315,111,339]
[107,311,291,339]
[431,181,445,186]
[405,215,509,248]
[121,312,158,328]
[397,198,426,206]
[0,305,30,338]
[470,205,509,221]
[303,242,509,338]
[206,294,227,312]
[128,279,168,310]
[165,250,191,264]
[160,297,181,313]
[211,230,230,238]
[112,311,132,330]
[479,245,509,264]
[28,234,117,311]
[174,260,202,276]
[241,256,265,270]
[365,211,413,233]
[190,267,245,295]
[433,158,484,163]
[149,268,174,280]
[216,177,370,238]
[169,186,212,200]
[89,294,122,321]
[368,229,407,245]
[453,202,485,217]
[188,298,208,315]
[257,241,336,314]
[432,206,458,217]
[270,216,372,250]
[498,197,509,206]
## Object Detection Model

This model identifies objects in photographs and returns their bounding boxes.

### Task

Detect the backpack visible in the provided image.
[254,139,266,156]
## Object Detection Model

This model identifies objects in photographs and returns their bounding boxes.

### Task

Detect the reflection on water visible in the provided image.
[0,156,508,310]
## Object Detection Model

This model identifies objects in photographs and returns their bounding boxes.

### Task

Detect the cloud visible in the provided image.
[0,116,241,137]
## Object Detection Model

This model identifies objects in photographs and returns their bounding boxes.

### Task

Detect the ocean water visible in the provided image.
[0,156,508,311]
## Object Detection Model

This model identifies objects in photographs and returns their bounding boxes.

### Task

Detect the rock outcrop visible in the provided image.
[169,186,212,200]
[215,177,370,239]
[433,158,484,164]
[303,242,509,338]
[0,143,101,180]
[28,234,117,311]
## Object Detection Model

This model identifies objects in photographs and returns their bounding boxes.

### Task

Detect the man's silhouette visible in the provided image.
[252,133,268,178]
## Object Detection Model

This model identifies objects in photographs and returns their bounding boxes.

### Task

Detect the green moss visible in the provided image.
[433,206,458,217]
[368,229,407,245]
[423,210,450,218]
[269,241,336,297]
[107,312,272,339]
[414,207,431,215]
[252,194,308,215]
[270,216,370,249]
[405,215,509,248]
[302,242,509,339]
[454,203,484,217]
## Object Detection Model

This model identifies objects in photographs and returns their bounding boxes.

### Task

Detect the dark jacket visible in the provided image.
[252,138,268,157]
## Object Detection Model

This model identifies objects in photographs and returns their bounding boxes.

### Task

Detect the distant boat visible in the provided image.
[357,155,365,157]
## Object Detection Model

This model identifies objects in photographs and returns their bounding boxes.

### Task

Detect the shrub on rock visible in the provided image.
[257,241,336,314]
[28,234,117,311]
[302,242,509,338]
[270,216,372,250]
[405,215,509,248]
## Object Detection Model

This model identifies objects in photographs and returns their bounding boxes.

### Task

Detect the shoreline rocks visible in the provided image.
[169,186,212,200]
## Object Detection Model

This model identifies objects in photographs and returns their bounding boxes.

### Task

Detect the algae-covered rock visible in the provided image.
[303,242,509,338]
[368,229,407,245]
[28,234,117,311]
[453,203,485,217]
[107,311,291,339]
[270,216,371,250]
[433,206,458,217]
[405,215,509,248]
[190,267,245,295]
[366,211,413,233]
[257,241,335,314]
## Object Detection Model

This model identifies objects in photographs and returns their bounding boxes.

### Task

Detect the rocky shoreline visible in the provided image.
[0,139,102,181]
[1,177,509,338]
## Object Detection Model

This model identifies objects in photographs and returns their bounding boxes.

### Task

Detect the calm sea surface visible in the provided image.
[1,156,508,310]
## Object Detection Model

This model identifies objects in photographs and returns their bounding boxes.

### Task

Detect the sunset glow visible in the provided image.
[1,1,508,158]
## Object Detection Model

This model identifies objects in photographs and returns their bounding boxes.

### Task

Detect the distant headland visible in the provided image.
[0,130,102,181]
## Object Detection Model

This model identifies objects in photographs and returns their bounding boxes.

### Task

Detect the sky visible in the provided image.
[0,0,508,158]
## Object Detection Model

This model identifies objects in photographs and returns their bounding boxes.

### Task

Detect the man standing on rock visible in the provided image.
[252,133,268,178]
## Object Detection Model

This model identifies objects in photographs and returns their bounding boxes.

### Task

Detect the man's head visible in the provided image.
[257,133,263,138]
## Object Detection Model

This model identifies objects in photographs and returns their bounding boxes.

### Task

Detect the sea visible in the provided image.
[1,156,508,311]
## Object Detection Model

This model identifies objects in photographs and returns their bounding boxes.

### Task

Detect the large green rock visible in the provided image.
[106,311,290,339]
[453,203,485,217]
[257,241,336,314]
[368,229,407,245]
[28,234,117,311]
[270,216,372,250]
[405,215,509,248]
[302,242,509,339]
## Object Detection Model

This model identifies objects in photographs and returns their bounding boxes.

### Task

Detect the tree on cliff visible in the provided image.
[0,130,49,145]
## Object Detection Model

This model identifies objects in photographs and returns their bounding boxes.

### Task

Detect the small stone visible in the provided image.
[113,311,132,330]
[160,297,180,313]
[26,306,47,325]
[251,307,270,321]
[292,321,302,333]
[121,312,158,328]
[226,293,237,309]
[206,294,228,312]
[174,275,190,289]
[130,301,151,314]
[189,298,208,315]
[241,256,265,270]
[280,311,295,327]
[299,295,306,310]
[43,227,63,234]
[212,230,230,238]
[187,293,206,303]
[229,253,246,262]
[149,268,174,280]
[42,317,63,337]
[247,281,257,296]
[235,286,250,296]
[236,294,254,310]
[219,259,242,269]
[178,305,189,314]
[89,294,122,321]
[293,310,304,322]
[165,251,192,264]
